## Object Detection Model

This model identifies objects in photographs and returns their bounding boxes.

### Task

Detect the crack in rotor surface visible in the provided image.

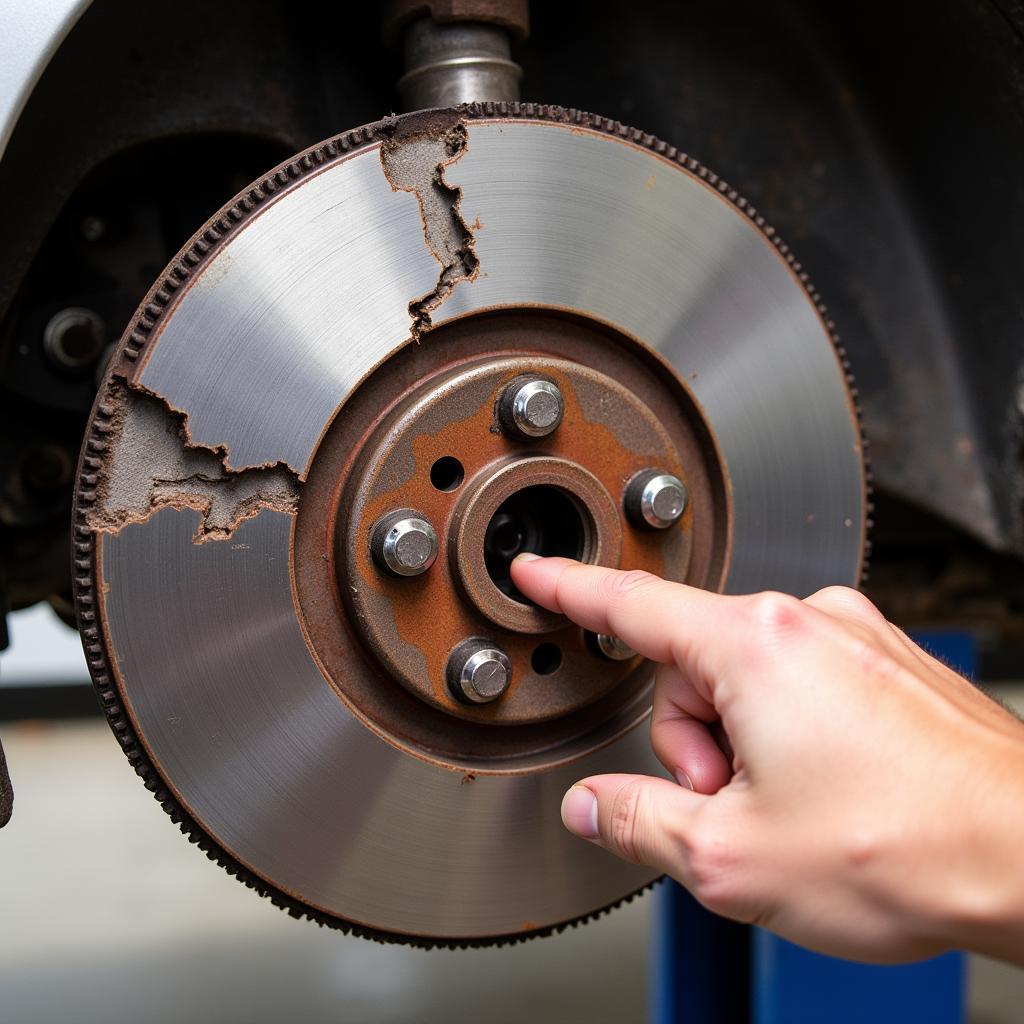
[86,381,300,541]
[380,119,479,341]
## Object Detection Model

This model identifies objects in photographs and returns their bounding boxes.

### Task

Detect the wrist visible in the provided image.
[932,730,1024,963]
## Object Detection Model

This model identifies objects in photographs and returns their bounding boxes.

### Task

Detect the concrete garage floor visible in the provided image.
[2,703,1023,1023]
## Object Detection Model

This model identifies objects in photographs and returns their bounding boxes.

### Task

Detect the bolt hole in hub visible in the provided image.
[531,642,563,676]
[430,455,465,491]
[483,485,585,602]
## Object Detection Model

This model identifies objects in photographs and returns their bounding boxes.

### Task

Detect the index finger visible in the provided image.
[510,555,735,685]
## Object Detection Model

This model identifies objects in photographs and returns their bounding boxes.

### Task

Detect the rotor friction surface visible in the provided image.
[73,103,867,946]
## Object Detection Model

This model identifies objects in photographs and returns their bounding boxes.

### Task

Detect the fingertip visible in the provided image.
[651,704,733,795]
[680,749,733,794]
[509,555,578,611]
[561,784,600,840]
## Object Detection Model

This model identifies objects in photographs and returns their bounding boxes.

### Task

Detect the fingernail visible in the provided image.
[514,552,541,563]
[561,785,600,839]
[675,769,694,791]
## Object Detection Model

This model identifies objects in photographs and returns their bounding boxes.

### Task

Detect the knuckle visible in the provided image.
[745,591,805,638]
[852,635,903,684]
[843,825,886,871]
[606,779,648,864]
[813,585,882,621]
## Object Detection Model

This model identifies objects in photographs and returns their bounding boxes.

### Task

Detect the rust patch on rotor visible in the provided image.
[380,116,479,341]
[83,380,299,542]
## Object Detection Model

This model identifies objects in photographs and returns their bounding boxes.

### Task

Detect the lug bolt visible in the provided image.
[587,631,637,662]
[43,307,106,372]
[500,376,565,439]
[447,639,512,704]
[625,469,688,530]
[370,509,438,577]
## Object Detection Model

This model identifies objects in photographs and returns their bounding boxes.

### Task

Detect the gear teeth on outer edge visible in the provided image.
[71,102,870,948]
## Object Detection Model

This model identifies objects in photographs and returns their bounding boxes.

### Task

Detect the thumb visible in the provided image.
[561,773,703,873]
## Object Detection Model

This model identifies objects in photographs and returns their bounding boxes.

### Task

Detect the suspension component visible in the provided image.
[383,0,529,109]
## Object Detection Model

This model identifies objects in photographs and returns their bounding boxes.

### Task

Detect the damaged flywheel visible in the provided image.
[72,104,866,944]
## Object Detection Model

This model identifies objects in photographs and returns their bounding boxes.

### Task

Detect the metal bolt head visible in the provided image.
[43,307,106,371]
[448,640,512,704]
[625,469,688,530]
[502,377,564,439]
[371,510,438,577]
[588,632,637,662]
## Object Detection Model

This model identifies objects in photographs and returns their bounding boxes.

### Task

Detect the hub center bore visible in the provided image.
[449,454,619,634]
[484,485,584,599]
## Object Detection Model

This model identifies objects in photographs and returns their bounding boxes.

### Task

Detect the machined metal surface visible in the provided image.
[73,105,866,944]
[398,18,521,109]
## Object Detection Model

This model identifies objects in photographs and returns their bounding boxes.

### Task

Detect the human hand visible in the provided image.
[510,555,1024,964]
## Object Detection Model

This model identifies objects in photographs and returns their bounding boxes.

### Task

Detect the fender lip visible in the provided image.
[0,0,92,161]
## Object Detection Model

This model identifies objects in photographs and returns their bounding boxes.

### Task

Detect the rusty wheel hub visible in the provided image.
[296,311,727,757]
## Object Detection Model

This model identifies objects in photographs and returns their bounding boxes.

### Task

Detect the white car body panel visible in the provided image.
[0,0,92,159]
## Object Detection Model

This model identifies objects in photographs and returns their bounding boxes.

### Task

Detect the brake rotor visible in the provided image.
[72,103,866,945]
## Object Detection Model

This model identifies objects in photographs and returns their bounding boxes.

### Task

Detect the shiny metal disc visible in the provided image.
[74,106,865,943]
